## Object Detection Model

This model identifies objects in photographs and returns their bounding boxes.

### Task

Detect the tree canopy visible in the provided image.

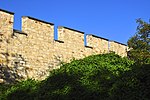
[127,19,150,64]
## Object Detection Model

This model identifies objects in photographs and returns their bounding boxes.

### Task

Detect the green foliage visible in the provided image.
[0,84,12,100]
[35,53,133,100]
[0,79,39,100]
[111,64,150,100]
[127,18,150,64]
[0,53,150,100]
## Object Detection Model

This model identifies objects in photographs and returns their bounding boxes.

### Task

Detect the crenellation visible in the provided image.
[58,26,84,44]
[109,41,127,57]
[22,16,54,39]
[0,8,128,83]
[86,34,109,54]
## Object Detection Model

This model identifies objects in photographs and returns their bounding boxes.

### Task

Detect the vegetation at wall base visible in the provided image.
[0,53,150,100]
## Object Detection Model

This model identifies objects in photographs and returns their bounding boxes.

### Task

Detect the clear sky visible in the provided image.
[0,0,150,44]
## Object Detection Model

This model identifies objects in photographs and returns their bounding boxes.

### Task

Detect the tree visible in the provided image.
[127,19,150,64]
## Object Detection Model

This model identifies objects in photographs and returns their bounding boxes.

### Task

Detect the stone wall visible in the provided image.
[109,41,127,57]
[0,9,128,83]
[86,34,109,54]
[0,9,14,65]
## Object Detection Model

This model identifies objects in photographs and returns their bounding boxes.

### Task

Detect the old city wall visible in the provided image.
[0,9,128,83]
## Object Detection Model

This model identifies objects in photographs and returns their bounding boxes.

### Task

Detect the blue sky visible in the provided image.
[0,0,150,44]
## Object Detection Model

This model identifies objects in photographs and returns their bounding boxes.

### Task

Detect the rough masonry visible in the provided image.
[0,9,128,83]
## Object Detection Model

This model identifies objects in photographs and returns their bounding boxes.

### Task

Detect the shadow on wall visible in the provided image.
[0,64,23,83]
[0,53,29,84]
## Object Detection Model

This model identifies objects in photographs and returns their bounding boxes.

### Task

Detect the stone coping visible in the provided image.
[13,29,28,36]
[0,8,14,15]
[87,34,109,41]
[85,45,93,49]
[59,26,84,34]
[54,40,64,43]
[23,16,54,25]
[109,40,127,46]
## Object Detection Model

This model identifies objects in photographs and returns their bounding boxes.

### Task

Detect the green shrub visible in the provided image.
[1,53,150,100]
[36,53,134,99]
[0,79,39,100]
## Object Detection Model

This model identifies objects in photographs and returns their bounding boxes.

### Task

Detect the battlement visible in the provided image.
[0,8,128,83]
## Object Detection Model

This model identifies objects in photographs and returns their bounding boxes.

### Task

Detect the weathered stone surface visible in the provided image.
[0,9,128,83]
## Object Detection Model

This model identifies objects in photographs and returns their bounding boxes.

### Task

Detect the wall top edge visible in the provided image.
[0,8,14,15]
[22,16,54,25]
[13,29,28,36]
[87,34,109,41]
[110,40,127,46]
[0,8,127,46]
[59,26,84,34]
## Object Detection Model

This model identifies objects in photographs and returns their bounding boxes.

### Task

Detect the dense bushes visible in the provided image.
[0,53,150,100]
[0,79,39,100]
[36,53,133,100]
